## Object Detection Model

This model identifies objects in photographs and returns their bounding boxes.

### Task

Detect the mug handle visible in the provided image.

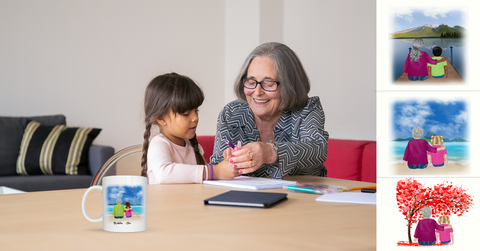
[81,185,103,223]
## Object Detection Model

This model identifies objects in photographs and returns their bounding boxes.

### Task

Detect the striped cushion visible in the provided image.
[16,121,101,175]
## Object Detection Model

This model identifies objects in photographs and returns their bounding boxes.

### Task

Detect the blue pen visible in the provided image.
[223,138,236,149]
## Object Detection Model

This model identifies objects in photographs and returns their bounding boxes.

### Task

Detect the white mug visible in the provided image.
[81,175,147,232]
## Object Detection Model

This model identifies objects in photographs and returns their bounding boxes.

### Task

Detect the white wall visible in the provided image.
[0,0,226,151]
[0,0,376,152]
[284,0,376,141]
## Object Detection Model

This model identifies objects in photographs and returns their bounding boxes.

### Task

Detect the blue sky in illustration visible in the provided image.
[393,100,468,140]
[107,186,143,205]
[390,7,467,33]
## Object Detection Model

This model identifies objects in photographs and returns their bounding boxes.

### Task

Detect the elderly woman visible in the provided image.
[209,42,329,179]
[414,207,446,245]
[403,126,443,169]
[402,38,446,81]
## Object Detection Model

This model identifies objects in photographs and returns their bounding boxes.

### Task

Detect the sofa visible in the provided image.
[0,115,114,192]
[197,136,376,183]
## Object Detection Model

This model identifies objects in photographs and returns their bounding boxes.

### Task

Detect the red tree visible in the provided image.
[429,181,473,217]
[396,178,473,244]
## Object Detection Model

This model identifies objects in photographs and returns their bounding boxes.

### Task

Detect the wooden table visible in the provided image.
[1,176,376,251]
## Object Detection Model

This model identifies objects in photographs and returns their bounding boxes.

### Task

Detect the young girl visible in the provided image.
[124,202,133,218]
[436,215,454,244]
[140,73,237,184]
[428,135,448,167]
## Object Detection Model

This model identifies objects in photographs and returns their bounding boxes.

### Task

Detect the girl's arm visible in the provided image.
[428,155,432,167]
[444,154,448,166]
[147,136,207,184]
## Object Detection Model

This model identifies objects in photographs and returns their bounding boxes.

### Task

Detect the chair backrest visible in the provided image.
[90,145,143,186]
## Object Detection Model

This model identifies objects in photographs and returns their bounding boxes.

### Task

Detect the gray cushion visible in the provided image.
[0,115,66,176]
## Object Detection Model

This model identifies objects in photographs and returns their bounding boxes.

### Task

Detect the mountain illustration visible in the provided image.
[391,24,466,38]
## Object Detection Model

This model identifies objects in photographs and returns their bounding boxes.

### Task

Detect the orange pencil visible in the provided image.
[350,186,377,191]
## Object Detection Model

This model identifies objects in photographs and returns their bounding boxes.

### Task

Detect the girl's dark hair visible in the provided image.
[126,202,131,207]
[141,72,206,177]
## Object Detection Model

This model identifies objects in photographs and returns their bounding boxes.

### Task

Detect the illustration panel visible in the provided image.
[391,99,469,176]
[376,92,480,177]
[106,185,145,224]
[377,0,479,91]
[378,177,478,250]
[391,7,467,84]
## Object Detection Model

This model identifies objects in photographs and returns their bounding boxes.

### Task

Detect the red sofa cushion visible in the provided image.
[197,135,215,163]
[197,136,376,183]
[361,142,376,183]
[325,139,370,181]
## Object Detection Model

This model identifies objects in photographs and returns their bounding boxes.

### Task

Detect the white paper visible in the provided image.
[316,192,376,205]
[203,176,297,190]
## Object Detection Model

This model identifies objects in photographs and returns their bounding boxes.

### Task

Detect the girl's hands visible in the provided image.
[229,142,277,174]
[212,159,240,180]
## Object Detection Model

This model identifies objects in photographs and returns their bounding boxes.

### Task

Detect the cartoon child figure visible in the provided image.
[428,135,448,167]
[403,127,443,169]
[436,215,454,244]
[124,202,133,218]
[427,46,448,79]
[112,198,125,219]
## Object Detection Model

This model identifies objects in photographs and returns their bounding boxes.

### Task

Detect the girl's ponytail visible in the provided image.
[141,122,152,177]
[190,134,206,165]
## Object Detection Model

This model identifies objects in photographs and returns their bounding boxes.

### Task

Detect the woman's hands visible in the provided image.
[228,142,277,174]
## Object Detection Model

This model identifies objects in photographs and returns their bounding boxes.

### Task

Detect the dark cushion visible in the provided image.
[16,120,101,176]
[0,115,66,176]
[0,175,93,192]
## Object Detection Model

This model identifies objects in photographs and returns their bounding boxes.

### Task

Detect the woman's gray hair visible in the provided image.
[412,126,423,139]
[233,42,310,111]
[421,207,432,218]
[410,38,424,62]
[116,198,122,204]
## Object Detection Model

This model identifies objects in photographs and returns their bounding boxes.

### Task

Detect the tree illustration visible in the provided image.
[396,178,473,244]
[430,181,473,217]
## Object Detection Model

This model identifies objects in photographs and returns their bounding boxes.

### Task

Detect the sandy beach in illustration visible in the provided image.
[391,162,469,176]
[107,215,143,223]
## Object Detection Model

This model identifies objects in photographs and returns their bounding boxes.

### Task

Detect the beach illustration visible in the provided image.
[391,100,469,175]
[390,7,467,84]
[396,178,473,246]
[106,185,144,223]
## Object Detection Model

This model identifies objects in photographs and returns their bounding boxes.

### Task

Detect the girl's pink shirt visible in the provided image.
[427,145,447,165]
[147,133,205,184]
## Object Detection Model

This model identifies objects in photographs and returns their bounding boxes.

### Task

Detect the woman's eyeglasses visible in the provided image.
[243,78,280,92]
